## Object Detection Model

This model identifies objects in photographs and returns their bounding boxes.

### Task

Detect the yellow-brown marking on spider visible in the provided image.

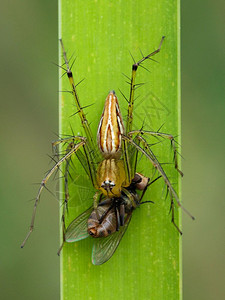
[96,158,128,197]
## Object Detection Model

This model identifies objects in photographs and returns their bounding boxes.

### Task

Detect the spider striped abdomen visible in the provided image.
[97,91,124,157]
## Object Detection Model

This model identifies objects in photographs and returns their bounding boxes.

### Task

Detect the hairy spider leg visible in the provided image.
[129,130,183,176]
[123,36,165,185]
[53,136,99,255]
[21,139,87,248]
[169,190,182,235]
[59,39,97,163]
[52,136,97,187]
[126,36,165,134]
[57,142,78,255]
[122,134,194,233]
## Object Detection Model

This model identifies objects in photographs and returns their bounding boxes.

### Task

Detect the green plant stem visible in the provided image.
[59,1,181,299]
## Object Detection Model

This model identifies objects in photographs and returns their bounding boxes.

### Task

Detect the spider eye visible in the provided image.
[101,180,115,189]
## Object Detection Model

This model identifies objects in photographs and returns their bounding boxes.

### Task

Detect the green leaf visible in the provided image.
[59,1,181,299]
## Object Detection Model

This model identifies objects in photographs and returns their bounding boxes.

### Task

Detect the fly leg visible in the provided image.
[115,205,121,231]
[139,176,161,204]
[119,204,125,226]
[97,199,114,223]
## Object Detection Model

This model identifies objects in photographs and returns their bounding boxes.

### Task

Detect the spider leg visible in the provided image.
[121,133,141,188]
[169,190,182,235]
[21,139,87,248]
[128,136,141,180]
[57,137,99,255]
[59,39,96,155]
[55,136,99,254]
[126,36,165,134]
[122,134,195,220]
[93,191,101,211]
[57,143,73,255]
[122,37,165,186]
[129,130,183,176]
[122,139,132,186]
[52,136,86,150]
[53,134,98,194]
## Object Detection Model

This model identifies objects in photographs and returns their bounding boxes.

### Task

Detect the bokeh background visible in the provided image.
[0,1,224,300]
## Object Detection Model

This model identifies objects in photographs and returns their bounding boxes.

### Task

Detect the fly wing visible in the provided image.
[92,213,132,265]
[65,206,93,242]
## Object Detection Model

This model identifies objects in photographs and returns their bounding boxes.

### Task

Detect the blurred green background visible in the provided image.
[0,1,224,300]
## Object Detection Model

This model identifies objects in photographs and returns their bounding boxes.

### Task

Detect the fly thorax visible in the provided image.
[132,172,149,190]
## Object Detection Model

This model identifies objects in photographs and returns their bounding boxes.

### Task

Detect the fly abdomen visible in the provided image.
[88,204,117,238]
[87,205,107,236]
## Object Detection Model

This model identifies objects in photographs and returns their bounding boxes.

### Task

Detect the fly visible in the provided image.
[65,173,154,265]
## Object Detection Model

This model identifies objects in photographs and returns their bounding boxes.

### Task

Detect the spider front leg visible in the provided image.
[122,37,165,185]
[59,39,96,155]
[21,139,87,248]
[126,36,165,134]
[129,130,183,176]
